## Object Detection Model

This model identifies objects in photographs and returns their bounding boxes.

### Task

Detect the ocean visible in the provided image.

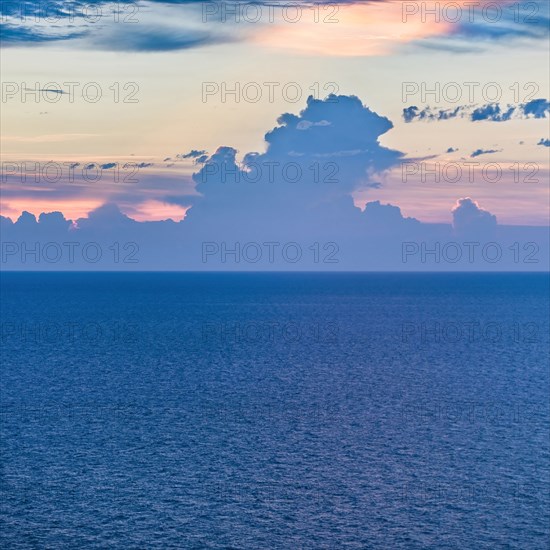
[1,273,549,548]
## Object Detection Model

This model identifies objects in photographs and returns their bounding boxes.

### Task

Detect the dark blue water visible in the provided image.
[1,273,549,549]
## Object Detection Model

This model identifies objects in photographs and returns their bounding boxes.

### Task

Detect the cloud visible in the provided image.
[23,87,68,95]
[3,197,548,271]
[403,106,420,123]
[75,202,136,231]
[2,93,549,270]
[182,94,403,238]
[451,1,550,41]
[2,0,547,53]
[452,197,497,237]
[470,148,500,158]
[403,99,549,123]
[471,104,515,122]
[38,211,73,231]
[0,1,234,51]
[0,158,196,222]
[179,150,208,159]
[95,27,228,53]
[2,94,405,245]
[362,201,421,234]
[523,99,550,119]
[0,23,86,45]
[403,105,468,123]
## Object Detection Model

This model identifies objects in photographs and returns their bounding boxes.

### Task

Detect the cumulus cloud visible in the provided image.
[2,94,549,270]
[362,201,421,235]
[452,197,497,237]
[38,211,73,231]
[3,197,548,271]
[75,203,136,231]
[179,94,403,239]
[3,94,404,242]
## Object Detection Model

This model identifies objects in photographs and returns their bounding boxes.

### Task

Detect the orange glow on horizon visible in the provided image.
[1,199,189,223]
[1,200,104,222]
[125,200,189,222]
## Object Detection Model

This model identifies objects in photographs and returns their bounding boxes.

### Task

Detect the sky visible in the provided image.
[1,0,549,234]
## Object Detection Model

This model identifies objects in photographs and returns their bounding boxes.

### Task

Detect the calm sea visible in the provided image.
[1,273,549,548]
